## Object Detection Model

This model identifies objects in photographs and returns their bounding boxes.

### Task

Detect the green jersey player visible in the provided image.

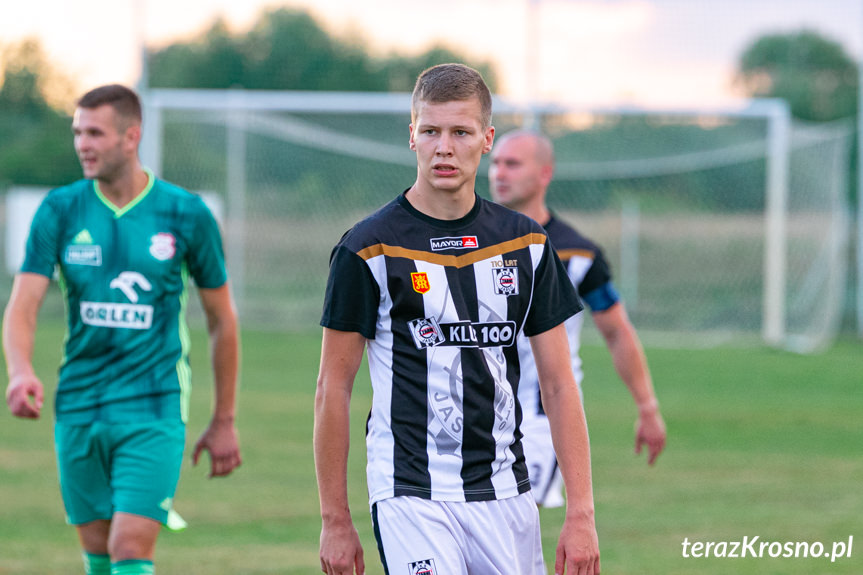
[3,84,242,575]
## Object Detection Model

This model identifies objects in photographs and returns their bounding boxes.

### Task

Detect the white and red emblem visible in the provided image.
[149,232,176,261]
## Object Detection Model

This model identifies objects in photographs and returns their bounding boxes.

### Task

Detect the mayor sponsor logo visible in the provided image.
[429,236,479,251]
[64,245,102,266]
[408,318,516,350]
[80,302,153,329]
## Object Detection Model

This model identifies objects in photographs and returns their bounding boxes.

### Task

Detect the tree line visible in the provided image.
[0,8,858,192]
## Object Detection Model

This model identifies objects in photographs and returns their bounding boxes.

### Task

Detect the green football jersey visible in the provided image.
[22,171,228,424]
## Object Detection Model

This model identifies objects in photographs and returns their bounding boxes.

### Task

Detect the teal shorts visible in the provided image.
[54,420,186,525]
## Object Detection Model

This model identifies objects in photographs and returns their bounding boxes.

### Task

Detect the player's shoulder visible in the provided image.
[152,178,203,204]
[480,198,550,244]
[149,177,214,217]
[545,214,600,254]
[43,179,92,205]
[471,195,540,230]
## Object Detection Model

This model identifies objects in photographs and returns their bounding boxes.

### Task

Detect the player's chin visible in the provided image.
[80,166,98,179]
[430,175,465,192]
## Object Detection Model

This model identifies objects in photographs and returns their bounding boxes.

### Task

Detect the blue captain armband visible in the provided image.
[582,281,620,312]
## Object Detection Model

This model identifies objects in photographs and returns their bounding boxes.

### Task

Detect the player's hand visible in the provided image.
[320,516,365,575]
[6,374,44,419]
[555,509,600,575]
[635,408,666,465]
[192,417,242,478]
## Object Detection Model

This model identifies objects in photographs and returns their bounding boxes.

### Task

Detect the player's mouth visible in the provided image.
[433,163,457,176]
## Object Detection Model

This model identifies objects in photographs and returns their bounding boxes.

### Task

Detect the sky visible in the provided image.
[0,0,861,108]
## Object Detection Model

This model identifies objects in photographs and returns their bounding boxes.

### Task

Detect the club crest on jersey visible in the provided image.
[150,233,176,261]
[430,236,479,251]
[408,317,445,349]
[492,267,519,296]
[408,559,437,575]
[411,272,431,294]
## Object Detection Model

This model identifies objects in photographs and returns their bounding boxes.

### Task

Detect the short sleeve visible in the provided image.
[523,237,583,337]
[320,244,380,339]
[21,196,61,278]
[186,197,228,289]
[576,245,612,297]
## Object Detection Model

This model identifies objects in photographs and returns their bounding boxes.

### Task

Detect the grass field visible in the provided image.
[1,321,861,574]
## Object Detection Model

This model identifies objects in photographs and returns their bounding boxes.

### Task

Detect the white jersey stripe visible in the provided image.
[419,260,467,500]
[365,253,397,503]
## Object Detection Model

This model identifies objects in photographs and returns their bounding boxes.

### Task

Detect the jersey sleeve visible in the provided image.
[576,246,619,312]
[523,237,584,337]
[320,244,380,339]
[186,197,228,289]
[576,244,612,296]
[20,196,61,278]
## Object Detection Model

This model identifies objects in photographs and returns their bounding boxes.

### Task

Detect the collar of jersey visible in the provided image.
[397,190,482,230]
[93,168,155,218]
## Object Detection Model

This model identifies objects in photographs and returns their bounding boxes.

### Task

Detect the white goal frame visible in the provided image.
[140,90,794,346]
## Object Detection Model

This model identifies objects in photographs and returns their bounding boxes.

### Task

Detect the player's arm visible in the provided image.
[530,323,600,575]
[315,327,366,575]
[3,273,51,419]
[592,302,666,465]
[192,283,242,478]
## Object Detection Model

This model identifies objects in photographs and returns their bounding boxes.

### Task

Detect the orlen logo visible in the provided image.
[430,236,479,251]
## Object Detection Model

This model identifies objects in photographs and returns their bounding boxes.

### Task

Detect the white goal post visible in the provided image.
[139,89,851,350]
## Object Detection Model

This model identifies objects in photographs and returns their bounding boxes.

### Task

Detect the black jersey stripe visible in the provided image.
[386,256,433,497]
[356,233,548,269]
[503,244,532,490]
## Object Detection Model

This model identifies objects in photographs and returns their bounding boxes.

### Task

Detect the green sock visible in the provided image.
[82,552,111,575]
[110,560,154,575]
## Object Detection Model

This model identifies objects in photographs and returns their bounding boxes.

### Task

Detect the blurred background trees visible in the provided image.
[735,30,858,122]
[0,7,496,188]
[0,10,856,190]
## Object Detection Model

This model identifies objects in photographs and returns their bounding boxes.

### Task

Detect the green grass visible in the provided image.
[1,322,861,574]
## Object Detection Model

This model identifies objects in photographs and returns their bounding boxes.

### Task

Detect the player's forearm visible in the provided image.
[607,322,657,409]
[314,383,353,523]
[544,387,596,516]
[208,313,240,421]
[2,307,38,382]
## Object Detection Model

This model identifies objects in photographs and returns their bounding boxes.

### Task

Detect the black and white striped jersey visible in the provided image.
[321,192,582,505]
[516,214,618,420]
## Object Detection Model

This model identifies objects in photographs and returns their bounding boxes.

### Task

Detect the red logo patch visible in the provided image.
[411,272,431,294]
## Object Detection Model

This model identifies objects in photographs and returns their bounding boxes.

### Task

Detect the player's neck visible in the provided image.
[519,201,551,227]
[97,164,149,209]
[406,181,476,221]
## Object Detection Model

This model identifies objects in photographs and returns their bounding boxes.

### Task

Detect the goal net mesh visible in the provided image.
[150,93,852,350]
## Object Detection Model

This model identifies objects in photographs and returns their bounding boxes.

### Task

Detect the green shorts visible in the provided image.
[54,420,186,525]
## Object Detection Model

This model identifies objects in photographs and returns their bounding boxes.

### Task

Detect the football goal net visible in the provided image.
[140,89,853,351]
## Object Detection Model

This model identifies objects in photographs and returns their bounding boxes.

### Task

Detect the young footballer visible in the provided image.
[3,84,242,575]
[315,64,600,575]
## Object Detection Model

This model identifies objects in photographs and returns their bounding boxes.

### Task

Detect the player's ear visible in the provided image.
[482,126,495,155]
[409,123,416,151]
[124,124,142,152]
[539,163,553,187]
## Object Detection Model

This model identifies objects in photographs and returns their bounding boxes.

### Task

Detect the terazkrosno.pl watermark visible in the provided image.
[682,536,853,562]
